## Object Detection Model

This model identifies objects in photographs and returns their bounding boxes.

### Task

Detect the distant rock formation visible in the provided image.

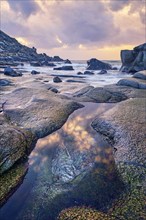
[120,43,146,73]
[0,30,64,64]
[87,58,112,70]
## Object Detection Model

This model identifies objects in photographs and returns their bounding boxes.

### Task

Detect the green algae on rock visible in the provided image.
[0,160,28,206]
[58,207,115,220]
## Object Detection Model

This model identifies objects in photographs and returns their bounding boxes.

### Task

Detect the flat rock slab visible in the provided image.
[0,87,83,173]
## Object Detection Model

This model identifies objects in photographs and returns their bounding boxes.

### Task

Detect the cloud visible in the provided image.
[1,0,145,59]
[7,0,40,18]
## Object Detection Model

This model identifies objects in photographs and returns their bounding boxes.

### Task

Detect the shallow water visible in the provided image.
[14,60,131,94]
[0,102,123,220]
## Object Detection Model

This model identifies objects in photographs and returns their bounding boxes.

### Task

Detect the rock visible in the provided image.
[66,79,85,83]
[133,70,146,80]
[0,79,12,86]
[0,113,36,174]
[41,61,56,66]
[87,58,112,70]
[64,59,72,64]
[48,86,59,93]
[0,87,83,173]
[30,62,41,67]
[73,86,127,103]
[0,160,28,206]
[91,98,146,219]
[54,66,74,71]
[112,67,118,70]
[120,43,146,73]
[31,70,40,75]
[53,76,62,83]
[98,69,107,74]
[117,78,146,89]
[4,67,22,77]
[84,70,94,75]
[77,72,83,75]
[52,56,64,62]
[51,74,85,78]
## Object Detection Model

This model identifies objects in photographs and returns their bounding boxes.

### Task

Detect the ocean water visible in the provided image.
[15,60,132,94]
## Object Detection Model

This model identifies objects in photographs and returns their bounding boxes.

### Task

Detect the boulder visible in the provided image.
[87,58,112,70]
[0,79,12,86]
[54,66,74,71]
[31,70,40,75]
[48,86,59,93]
[41,61,56,66]
[52,56,64,62]
[53,76,62,83]
[112,67,118,70]
[73,86,127,103]
[30,62,41,67]
[84,70,94,75]
[4,67,22,77]
[64,59,72,64]
[120,43,146,73]
[77,72,83,75]
[98,69,107,74]
[133,70,146,80]
[117,78,146,89]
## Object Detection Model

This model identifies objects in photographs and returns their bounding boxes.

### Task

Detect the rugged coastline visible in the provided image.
[0,31,146,220]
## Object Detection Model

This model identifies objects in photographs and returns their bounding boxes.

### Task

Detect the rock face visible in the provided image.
[0,30,64,64]
[120,43,146,73]
[87,58,112,70]
[4,67,22,77]
[98,69,107,74]
[0,87,83,173]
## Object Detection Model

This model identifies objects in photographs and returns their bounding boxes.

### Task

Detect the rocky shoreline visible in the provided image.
[0,33,146,220]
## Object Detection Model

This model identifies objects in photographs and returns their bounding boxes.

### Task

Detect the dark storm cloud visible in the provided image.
[7,0,40,17]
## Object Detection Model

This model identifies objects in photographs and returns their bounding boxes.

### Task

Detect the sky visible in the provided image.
[1,0,146,60]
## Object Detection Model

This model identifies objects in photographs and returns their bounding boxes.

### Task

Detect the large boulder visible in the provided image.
[87,58,112,70]
[64,59,72,64]
[120,43,146,73]
[4,67,22,77]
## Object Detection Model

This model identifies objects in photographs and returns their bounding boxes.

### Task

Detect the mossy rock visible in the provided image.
[58,207,115,220]
[0,160,28,206]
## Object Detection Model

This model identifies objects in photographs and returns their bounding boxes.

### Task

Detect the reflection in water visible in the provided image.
[0,102,123,220]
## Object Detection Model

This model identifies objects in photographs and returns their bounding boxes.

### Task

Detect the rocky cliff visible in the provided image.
[0,30,64,64]
[120,43,146,73]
